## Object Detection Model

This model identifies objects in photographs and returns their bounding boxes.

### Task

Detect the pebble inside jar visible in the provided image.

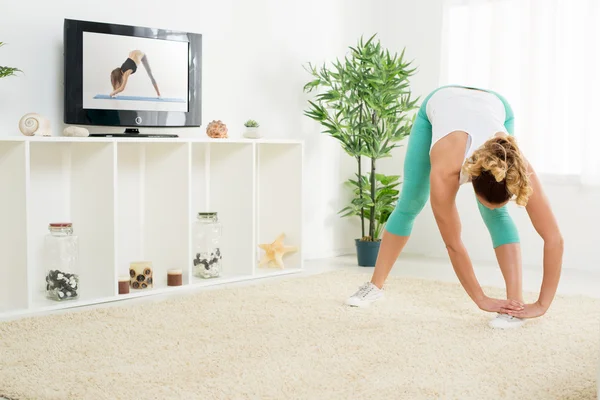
[44,223,79,301]
[192,212,223,278]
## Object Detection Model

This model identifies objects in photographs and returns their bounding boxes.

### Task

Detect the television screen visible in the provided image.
[82,32,189,112]
[64,19,202,129]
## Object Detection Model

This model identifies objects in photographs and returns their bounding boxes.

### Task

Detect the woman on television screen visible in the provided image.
[110,50,161,98]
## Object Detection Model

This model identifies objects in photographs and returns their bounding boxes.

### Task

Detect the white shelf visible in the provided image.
[116,142,190,289]
[207,142,256,277]
[0,141,28,314]
[28,142,116,305]
[0,137,304,319]
[0,135,303,144]
[256,143,303,272]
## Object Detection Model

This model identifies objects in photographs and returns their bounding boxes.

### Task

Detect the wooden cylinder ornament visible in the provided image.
[167,269,183,286]
[118,276,130,294]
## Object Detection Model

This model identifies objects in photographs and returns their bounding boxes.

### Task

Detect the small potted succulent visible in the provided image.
[243,119,261,139]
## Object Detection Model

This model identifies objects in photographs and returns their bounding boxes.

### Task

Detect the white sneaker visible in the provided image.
[345,282,384,307]
[488,313,526,329]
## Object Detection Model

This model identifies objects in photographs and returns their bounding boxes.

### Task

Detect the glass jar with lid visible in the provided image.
[192,212,223,278]
[44,222,80,301]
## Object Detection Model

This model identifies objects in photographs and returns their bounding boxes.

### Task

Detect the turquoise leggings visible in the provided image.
[385,86,519,248]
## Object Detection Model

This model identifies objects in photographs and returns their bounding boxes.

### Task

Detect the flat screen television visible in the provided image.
[63,19,202,137]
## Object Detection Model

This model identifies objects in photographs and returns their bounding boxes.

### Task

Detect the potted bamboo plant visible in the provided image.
[303,34,418,266]
[0,42,21,79]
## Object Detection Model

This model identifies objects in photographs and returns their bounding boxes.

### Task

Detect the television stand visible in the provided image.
[89,128,179,138]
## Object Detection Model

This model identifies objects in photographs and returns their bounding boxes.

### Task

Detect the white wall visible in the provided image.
[3,0,593,270]
[0,0,377,260]
[353,0,600,273]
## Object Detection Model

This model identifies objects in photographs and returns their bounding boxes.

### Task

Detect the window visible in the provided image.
[440,0,600,184]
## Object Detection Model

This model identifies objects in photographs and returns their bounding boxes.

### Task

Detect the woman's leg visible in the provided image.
[140,55,161,97]
[370,231,410,289]
[346,112,432,306]
[370,112,433,288]
[494,244,524,303]
[477,200,523,302]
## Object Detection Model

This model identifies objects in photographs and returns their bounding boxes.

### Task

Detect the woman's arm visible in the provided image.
[430,169,482,301]
[430,132,523,313]
[507,162,563,318]
[430,168,524,313]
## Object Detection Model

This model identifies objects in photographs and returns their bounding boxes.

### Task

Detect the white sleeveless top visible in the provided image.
[425,87,508,184]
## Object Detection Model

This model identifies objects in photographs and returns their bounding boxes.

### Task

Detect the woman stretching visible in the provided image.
[345,85,564,329]
[110,50,161,98]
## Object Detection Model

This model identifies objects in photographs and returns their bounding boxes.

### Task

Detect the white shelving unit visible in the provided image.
[0,136,303,320]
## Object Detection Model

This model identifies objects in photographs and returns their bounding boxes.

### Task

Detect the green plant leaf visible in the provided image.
[0,66,21,78]
[0,42,22,79]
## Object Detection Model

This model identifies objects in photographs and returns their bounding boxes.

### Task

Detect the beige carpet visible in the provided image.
[1,270,599,400]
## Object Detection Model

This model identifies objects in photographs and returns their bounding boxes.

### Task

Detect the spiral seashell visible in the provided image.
[18,113,51,136]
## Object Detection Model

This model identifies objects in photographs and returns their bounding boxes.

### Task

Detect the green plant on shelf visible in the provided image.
[0,42,21,79]
[244,119,260,128]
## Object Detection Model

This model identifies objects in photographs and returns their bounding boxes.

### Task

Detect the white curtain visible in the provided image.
[440,0,600,185]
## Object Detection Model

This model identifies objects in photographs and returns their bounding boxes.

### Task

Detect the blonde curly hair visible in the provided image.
[462,135,532,206]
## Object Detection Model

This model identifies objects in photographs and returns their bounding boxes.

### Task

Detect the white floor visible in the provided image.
[306,253,600,299]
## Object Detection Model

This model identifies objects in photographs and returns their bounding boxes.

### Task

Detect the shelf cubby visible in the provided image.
[202,142,255,280]
[116,142,189,293]
[0,142,28,313]
[28,141,115,308]
[255,143,303,274]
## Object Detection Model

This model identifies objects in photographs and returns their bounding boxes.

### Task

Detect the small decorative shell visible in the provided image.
[18,113,51,136]
[63,126,89,137]
[206,120,228,138]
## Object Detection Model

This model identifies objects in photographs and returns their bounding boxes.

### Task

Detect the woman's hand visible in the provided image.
[476,295,524,313]
[506,301,547,318]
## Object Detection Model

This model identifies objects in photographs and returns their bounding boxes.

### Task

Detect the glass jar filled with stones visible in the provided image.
[192,212,223,278]
[44,222,79,301]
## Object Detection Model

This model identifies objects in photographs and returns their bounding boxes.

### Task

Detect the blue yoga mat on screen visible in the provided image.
[93,94,186,103]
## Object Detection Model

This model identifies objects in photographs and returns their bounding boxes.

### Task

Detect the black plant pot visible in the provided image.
[355,239,381,267]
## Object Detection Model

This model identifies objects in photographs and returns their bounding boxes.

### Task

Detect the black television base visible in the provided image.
[89,128,179,138]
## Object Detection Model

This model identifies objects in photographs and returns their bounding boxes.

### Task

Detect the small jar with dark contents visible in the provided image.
[129,261,153,289]
[192,212,223,278]
[44,223,80,301]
